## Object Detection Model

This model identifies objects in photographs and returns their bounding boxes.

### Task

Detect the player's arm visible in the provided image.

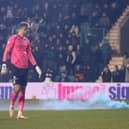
[1,36,15,74]
[27,42,42,78]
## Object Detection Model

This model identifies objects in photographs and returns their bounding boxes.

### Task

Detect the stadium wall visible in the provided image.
[120,15,129,53]
[0,82,129,100]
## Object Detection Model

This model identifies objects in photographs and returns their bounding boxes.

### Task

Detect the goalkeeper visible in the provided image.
[1,22,42,119]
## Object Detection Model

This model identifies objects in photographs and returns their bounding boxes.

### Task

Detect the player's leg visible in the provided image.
[17,70,28,119]
[9,65,24,119]
[17,86,28,119]
[9,83,21,119]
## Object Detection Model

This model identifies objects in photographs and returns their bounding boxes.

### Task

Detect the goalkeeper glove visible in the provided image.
[1,64,8,75]
[35,65,42,78]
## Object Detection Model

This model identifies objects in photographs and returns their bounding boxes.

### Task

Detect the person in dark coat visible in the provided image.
[112,65,120,82]
[123,52,129,82]
[102,65,111,82]
[118,65,125,82]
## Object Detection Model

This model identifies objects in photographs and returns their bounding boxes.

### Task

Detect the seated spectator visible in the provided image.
[54,65,68,82]
[57,45,66,66]
[99,12,111,29]
[84,64,94,82]
[74,65,84,82]
[44,69,54,82]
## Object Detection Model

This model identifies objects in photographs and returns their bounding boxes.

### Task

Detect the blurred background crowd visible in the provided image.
[0,0,129,82]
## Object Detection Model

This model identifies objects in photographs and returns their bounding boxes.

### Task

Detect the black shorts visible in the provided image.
[11,65,28,86]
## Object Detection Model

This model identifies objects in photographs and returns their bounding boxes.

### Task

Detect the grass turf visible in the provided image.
[0,110,129,129]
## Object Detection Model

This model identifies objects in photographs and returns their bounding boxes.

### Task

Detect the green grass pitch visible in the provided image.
[0,110,129,129]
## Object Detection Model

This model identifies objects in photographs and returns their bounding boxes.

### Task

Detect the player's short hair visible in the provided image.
[17,21,30,30]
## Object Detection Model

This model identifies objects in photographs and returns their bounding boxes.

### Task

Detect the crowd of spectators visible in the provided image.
[0,0,128,82]
[101,52,129,82]
[101,64,126,82]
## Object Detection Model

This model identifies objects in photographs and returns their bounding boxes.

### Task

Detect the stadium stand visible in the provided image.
[0,0,129,82]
